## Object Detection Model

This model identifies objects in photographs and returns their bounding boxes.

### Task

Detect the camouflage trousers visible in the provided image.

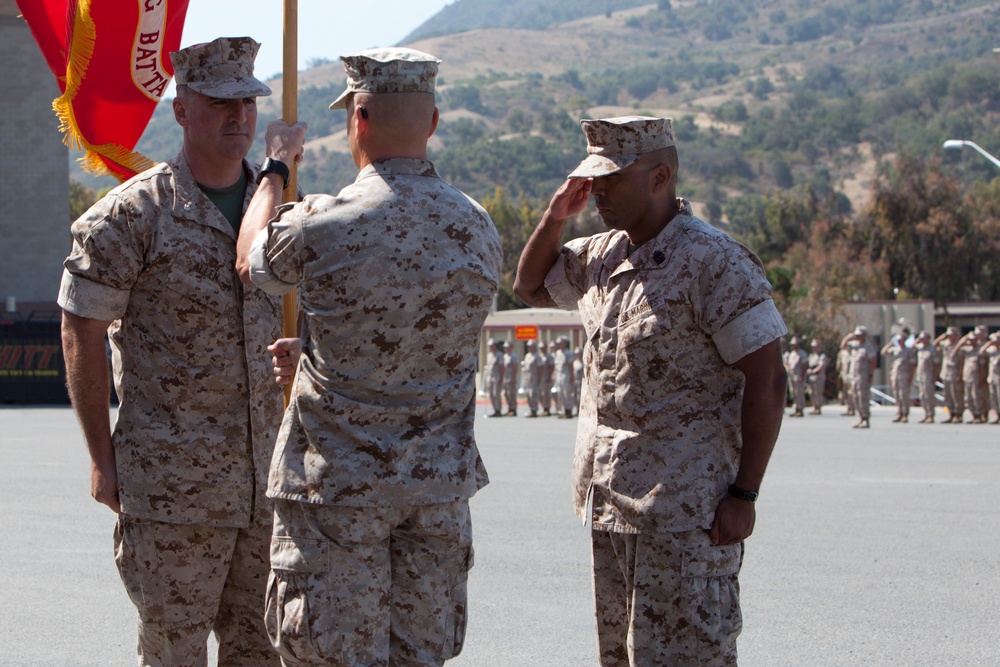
[890,372,914,416]
[918,374,937,419]
[114,514,278,667]
[851,377,872,420]
[808,372,825,409]
[504,381,518,413]
[524,381,540,415]
[944,379,964,418]
[485,376,503,414]
[963,378,988,419]
[266,498,473,666]
[592,529,743,667]
[788,377,806,413]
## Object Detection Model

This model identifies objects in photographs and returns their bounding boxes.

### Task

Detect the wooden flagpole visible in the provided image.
[281,0,298,405]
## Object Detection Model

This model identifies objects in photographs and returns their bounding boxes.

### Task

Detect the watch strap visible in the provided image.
[728,484,758,503]
[256,157,290,189]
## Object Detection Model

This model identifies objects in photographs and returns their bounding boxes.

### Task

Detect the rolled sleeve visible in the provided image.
[713,298,787,365]
[544,239,593,311]
[248,227,296,296]
[543,253,582,311]
[57,269,130,322]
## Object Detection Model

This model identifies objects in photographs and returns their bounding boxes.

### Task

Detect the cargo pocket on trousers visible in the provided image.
[442,545,474,660]
[265,536,330,663]
[679,542,743,644]
[114,515,147,613]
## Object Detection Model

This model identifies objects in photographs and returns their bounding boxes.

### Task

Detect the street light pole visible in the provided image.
[942,139,1000,171]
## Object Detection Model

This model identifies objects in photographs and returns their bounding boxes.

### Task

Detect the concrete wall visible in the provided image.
[0,2,70,309]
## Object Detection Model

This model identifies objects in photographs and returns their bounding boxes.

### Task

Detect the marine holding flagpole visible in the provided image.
[59,37,284,666]
[236,46,503,666]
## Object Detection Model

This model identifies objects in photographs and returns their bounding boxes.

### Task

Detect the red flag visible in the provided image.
[16,0,190,182]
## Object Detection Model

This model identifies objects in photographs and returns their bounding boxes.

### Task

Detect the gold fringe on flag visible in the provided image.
[51,0,155,182]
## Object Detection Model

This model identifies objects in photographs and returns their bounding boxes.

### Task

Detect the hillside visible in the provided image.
[401,0,652,42]
[74,0,1000,223]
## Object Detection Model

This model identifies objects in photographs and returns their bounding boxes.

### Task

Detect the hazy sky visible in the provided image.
[178,1,454,81]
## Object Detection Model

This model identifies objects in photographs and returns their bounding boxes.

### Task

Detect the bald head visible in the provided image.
[348,92,438,164]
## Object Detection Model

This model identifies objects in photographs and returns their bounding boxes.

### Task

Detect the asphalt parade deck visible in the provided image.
[2,403,997,666]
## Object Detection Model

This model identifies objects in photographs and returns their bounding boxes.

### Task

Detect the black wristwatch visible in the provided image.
[728,484,759,503]
[256,157,290,189]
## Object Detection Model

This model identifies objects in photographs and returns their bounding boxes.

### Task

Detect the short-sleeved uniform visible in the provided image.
[836,347,855,411]
[544,200,786,666]
[847,340,877,420]
[914,343,941,419]
[552,347,575,415]
[960,341,988,419]
[248,158,501,666]
[940,338,964,418]
[503,350,520,413]
[984,345,1000,419]
[522,349,541,415]
[806,350,828,410]
[58,154,284,666]
[784,347,808,413]
[539,350,554,413]
[884,341,916,417]
[484,348,504,414]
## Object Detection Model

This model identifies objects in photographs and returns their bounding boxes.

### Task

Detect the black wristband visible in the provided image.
[256,157,290,189]
[728,484,758,503]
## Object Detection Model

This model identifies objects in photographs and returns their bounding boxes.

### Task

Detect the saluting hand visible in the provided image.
[546,177,593,221]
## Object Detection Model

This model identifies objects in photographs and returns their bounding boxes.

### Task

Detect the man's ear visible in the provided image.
[353,104,369,136]
[650,162,672,193]
[429,106,440,138]
[173,97,188,127]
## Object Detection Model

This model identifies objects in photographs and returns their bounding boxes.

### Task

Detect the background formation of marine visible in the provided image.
[482,337,581,419]
[783,325,1000,427]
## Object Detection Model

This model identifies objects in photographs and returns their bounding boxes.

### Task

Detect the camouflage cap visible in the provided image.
[329,47,441,110]
[170,37,271,99]
[568,116,675,179]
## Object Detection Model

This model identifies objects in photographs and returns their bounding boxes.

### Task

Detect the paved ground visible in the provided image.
[1,403,998,666]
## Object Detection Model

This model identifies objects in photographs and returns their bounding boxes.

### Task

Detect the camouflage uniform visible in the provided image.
[983,338,1000,422]
[552,342,575,417]
[914,339,941,422]
[502,345,520,415]
[846,337,876,423]
[884,339,916,420]
[545,198,786,666]
[573,347,585,409]
[538,345,554,415]
[960,338,987,421]
[59,154,283,665]
[522,344,541,416]
[836,347,855,414]
[939,335,963,421]
[249,154,501,665]
[483,343,504,416]
[806,347,828,413]
[784,343,808,415]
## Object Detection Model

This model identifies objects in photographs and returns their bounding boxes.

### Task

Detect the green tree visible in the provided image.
[69,180,97,222]
[859,153,984,307]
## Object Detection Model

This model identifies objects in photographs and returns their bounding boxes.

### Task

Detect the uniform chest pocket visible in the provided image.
[164,257,238,316]
[618,299,671,348]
